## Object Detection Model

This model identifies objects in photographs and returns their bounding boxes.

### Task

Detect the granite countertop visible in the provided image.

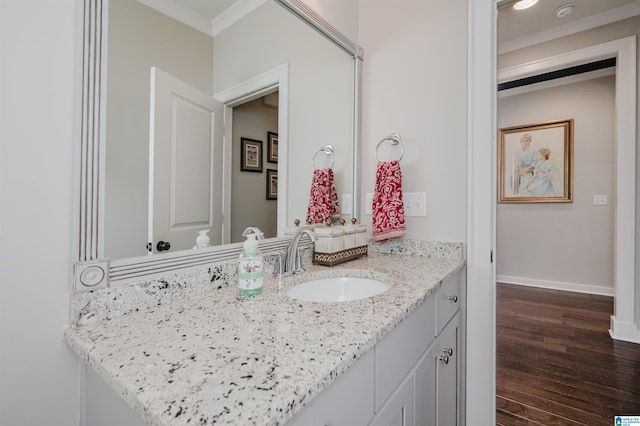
[64,252,465,426]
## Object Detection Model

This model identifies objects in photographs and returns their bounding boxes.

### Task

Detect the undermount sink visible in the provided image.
[285,276,391,303]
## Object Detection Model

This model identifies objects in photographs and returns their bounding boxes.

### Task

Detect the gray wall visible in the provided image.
[231,97,279,242]
[498,14,640,318]
[104,0,214,259]
[497,76,615,292]
[214,1,354,225]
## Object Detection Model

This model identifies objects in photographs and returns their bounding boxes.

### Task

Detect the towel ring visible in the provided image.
[311,145,335,169]
[375,133,404,162]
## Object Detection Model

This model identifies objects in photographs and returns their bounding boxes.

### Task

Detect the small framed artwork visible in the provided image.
[240,138,263,172]
[266,169,278,200]
[267,131,278,163]
[498,118,573,203]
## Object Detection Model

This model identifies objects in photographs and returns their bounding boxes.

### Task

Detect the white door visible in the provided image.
[148,67,223,254]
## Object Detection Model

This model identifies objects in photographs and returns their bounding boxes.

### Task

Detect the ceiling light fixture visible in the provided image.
[555,3,575,18]
[512,0,539,11]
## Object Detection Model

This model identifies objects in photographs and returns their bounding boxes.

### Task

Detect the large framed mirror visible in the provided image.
[74,0,363,290]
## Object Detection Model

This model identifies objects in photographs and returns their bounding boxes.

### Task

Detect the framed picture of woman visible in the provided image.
[498,119,573,203]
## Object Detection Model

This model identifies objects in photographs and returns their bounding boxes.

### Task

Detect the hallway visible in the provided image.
[496,283,640,425]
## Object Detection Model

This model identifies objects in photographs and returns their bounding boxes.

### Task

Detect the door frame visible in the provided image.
[496,37,638,343]
[213,64,289,244]
[467,1,638,423]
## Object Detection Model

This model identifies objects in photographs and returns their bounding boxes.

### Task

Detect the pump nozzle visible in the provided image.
[242,226,264,239]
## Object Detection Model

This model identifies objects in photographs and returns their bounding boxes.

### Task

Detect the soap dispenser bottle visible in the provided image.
[237,233,263,299]
[195,229,210,248]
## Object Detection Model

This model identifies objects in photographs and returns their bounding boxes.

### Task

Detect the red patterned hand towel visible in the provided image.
[306,168,340,224]
[372,160,406,241]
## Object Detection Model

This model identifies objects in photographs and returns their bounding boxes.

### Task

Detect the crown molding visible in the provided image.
[137,0,214,36]
[499,2,640,54]
[212,0,268,36]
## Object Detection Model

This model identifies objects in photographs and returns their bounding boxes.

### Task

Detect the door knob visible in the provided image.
[156,241,171,252]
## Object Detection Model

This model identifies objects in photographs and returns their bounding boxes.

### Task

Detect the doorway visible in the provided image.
[230,94,279,242]
[465,3,638,423]
[495,35,638,341]
[214,64,290,244]
[494,22,639,426]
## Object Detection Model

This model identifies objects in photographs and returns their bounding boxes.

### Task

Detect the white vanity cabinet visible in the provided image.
[79,263,465,426]
[286,350,376,426]
[290,267,466,426]
[372,269,464,426]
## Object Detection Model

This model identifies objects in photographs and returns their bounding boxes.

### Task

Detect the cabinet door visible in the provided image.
[437,316,459,426]
[415,315,459,426]
[414,345,437,426]
[370,374,415,426]
[287,350,375,426]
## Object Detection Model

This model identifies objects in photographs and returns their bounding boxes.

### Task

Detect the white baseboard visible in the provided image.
[496,275,614,296]
[610,316,640,344]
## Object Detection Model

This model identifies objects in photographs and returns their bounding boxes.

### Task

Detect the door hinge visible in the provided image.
[490,249,493,263]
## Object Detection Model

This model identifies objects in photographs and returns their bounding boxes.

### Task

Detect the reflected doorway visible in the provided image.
[230,93,279,243]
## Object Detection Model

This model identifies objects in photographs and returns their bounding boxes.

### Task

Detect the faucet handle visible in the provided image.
[262,250,285,277]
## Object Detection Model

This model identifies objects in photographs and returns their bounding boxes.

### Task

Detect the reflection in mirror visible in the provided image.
[102,0,355,259]
[230,94,279,243]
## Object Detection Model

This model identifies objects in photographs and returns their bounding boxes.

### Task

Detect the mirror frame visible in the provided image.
[73,0,363,291]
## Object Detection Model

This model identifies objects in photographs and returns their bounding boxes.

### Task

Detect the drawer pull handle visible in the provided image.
[439,355,450,365]
[443,347,453,356]
[448,295,458,303]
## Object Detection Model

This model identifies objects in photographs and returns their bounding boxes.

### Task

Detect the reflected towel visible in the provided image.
[306,168,340,225]
[372,160,406,241]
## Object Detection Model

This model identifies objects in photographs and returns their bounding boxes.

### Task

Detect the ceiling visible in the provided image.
[498,0,639,44]
[159,0,639,48]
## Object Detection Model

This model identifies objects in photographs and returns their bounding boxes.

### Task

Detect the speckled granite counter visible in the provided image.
[65,250,464,425]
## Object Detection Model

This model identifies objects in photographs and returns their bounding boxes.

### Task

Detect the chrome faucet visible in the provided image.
[283,228,317,276]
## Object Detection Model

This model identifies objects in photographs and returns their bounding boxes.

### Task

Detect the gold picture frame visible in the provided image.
[498,119,573,203]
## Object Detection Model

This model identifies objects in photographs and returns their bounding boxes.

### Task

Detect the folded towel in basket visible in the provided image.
[306,168,340,225]
[372,160,406,241]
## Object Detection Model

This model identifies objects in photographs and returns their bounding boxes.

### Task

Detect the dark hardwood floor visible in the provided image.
[496,283,640,426]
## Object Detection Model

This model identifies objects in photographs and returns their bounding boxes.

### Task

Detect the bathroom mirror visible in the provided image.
[74,0,362,290]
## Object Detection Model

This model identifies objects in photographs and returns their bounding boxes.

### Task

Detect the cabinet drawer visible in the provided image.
[436,270,463,335]
[375,295,436,410]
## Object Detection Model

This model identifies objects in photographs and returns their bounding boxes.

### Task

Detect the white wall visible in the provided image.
[0,1,81,424]
[497,76,616,294]
[358,0,468,242]
[302,0,359,44]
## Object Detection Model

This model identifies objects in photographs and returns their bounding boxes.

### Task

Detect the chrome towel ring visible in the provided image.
[311,145,335,169]
[375,133,404,162]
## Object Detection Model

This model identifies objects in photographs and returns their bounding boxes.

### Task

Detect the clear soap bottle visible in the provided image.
[237,233,263,299]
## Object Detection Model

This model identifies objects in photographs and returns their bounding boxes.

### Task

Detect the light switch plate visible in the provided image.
[404,192,427,216]
[365,193,374,215]
[593,194,608,206]
[365,192,427,216]
[341,194,352,214]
